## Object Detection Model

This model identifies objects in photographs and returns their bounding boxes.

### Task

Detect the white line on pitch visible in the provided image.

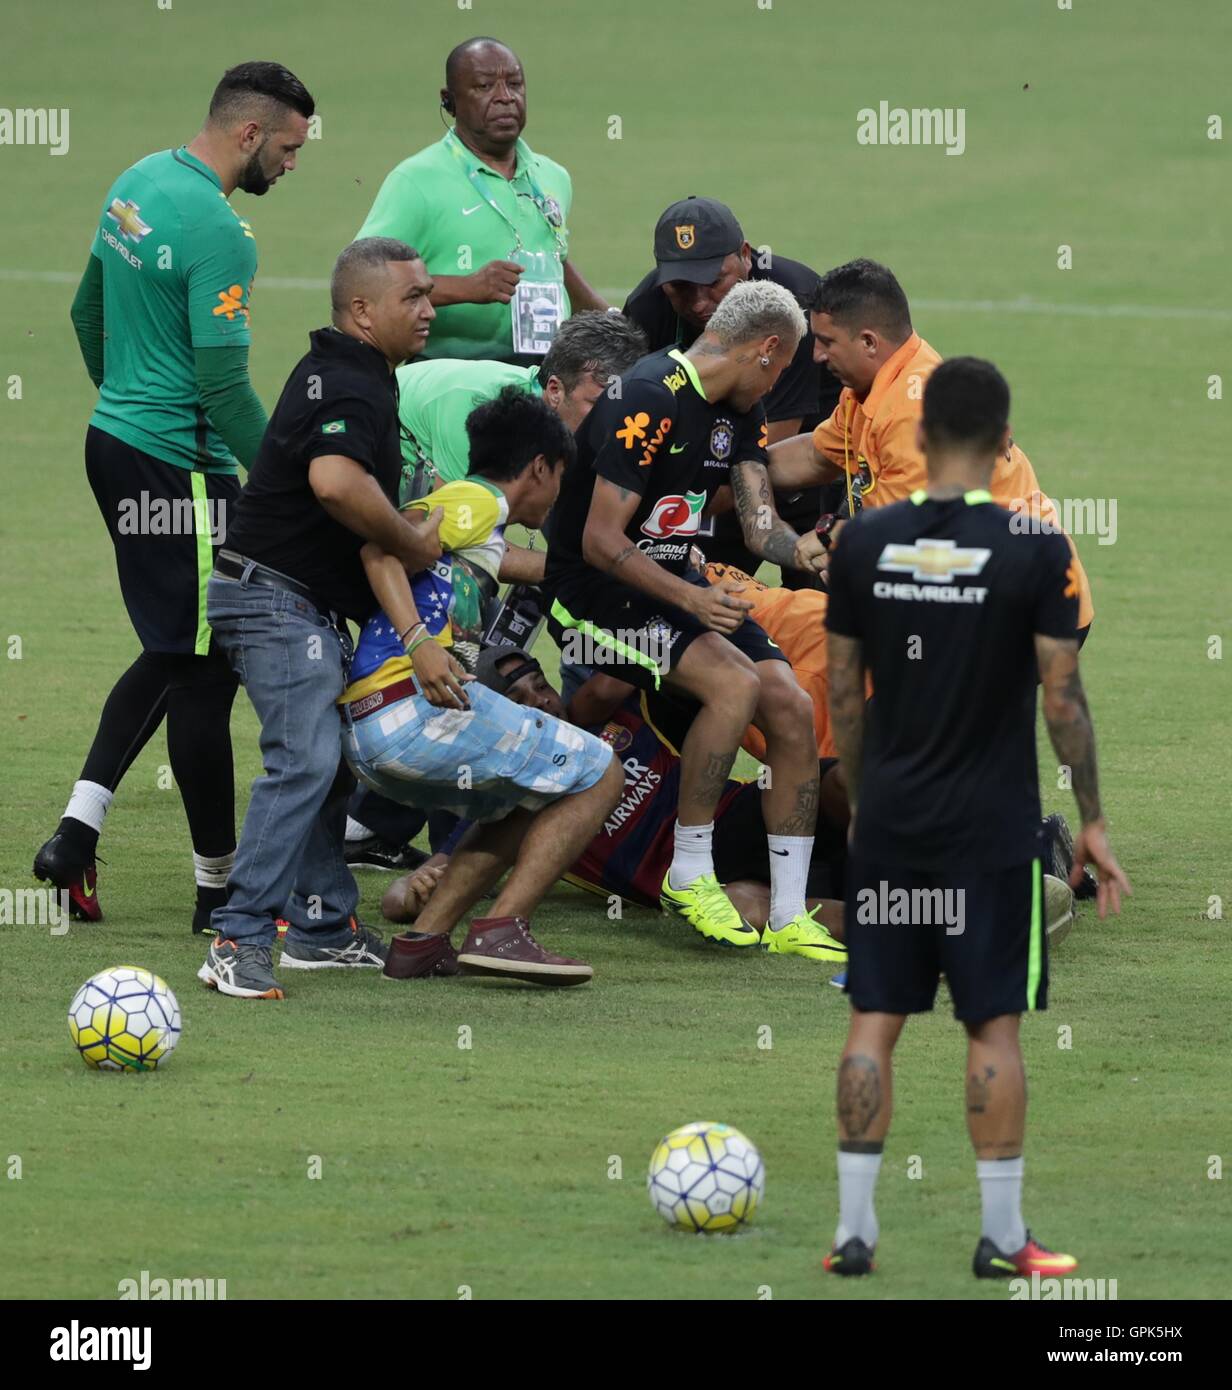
[2,269,1227,322]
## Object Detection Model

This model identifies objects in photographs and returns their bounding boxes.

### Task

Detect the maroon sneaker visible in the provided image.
[383,931,460,980]
[457,917,593,987]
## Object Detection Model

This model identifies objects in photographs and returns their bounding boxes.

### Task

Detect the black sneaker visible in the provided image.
[344,835,430,874]
[197,938,284,1000]
[279,917,388,971]
[823,1236,875,1276]
[1042,813,1097,901]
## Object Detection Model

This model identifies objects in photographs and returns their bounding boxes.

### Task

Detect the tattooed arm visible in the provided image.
[826,632,867,814]
[1035,634,1100,823]
[583,477,751,632]
[1035,632,1132,916]
[730,458,826,573]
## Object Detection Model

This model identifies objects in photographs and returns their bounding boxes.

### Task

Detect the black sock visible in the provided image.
[165,647,238,859]
[55,816,99,861]
[78,651,172,792]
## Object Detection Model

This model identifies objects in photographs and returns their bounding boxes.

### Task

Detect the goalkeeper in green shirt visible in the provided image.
[34,61,314,935]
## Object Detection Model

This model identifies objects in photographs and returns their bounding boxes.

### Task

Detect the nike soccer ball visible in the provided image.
[67,966,182,1072]
[647,1121,765,1232]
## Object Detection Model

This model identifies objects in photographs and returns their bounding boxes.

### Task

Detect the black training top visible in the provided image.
[623,253,839,426]
[544,346,768,609]
[224,328,403,620]
[825,491,1080,872]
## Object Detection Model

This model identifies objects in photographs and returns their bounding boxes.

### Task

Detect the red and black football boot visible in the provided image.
[974,1229,1078,1279]
[33,834,102,922]
[823,1236,876,1276]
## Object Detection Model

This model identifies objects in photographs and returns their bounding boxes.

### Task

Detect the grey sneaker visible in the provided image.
[279,918,388,971]
[197,938,285,1000]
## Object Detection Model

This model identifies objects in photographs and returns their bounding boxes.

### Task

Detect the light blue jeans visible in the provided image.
[206,574,358,947]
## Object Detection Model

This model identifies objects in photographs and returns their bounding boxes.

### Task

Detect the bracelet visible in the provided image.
[406,632,434,659]
[398,622,426,647]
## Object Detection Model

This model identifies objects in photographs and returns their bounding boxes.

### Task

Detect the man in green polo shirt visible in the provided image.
[33,62,314,936]
[357,36,607,362]
[395,310,647,497]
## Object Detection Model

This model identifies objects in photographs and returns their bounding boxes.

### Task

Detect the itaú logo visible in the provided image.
[640,491,706,540]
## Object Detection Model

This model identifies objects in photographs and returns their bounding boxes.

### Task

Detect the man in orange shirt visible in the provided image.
[767,259,1094,635]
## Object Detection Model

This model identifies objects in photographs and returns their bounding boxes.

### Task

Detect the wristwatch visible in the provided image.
[814,512,841,551]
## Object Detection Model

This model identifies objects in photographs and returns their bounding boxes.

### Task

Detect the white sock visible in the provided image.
[669,820,714,890]
[977,1156,1026,1251]
[835,1149,882,1248]
[766,834,812,929]
[63,781,113,834]
[193,850,235,891]
[344,817,373,843]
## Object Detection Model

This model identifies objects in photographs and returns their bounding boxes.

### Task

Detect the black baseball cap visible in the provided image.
[652,196,745,287]
[475,645,542,695]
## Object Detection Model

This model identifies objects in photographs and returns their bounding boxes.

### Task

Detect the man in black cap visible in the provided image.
[623,197,839,584]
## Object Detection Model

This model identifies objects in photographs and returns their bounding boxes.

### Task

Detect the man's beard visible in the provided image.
[236,150,272,196]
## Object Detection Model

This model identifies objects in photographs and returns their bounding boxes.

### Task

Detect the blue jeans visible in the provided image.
[206,574,358,946]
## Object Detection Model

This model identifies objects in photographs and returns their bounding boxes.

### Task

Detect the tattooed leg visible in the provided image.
[750,660,819,837]
[667,636,758,826]
[964,1014,1027,1159]
[837,1012,907,1150]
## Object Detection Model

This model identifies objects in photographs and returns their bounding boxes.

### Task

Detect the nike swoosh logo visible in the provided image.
[670,444,687,453]
[80,880,95,898]
[770,848,789,857]
[461,204,484,216]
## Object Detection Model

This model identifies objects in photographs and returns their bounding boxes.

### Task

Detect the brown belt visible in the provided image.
[344,676,418,723]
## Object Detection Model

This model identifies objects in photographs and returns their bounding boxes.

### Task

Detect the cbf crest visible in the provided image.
[709,420,733,461]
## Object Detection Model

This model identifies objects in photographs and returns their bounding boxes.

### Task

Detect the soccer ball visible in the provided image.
[67,966,182,1072]
[647,1121,765,1233]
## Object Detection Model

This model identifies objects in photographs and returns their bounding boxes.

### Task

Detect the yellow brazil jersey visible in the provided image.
[340,478,509,704]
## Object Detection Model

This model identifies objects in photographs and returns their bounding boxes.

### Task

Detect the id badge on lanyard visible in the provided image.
[510,246,564,356]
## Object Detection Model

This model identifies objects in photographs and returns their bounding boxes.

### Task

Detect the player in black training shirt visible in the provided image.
[545,280,840,961]
[821,357,1130,1281]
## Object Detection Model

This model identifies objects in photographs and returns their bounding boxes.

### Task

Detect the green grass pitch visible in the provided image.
[1,0,1228,1300]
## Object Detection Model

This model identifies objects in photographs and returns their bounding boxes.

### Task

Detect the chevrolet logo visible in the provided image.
[877,539,991,582]
[106,198,151,242]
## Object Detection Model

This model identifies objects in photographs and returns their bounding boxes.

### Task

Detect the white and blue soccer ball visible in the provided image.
[68,966,182,1072]
[647,1121,765,1232]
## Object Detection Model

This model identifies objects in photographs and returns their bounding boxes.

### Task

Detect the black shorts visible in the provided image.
[714,763,846,899]
[845,855,1048,1023]
[86,426,240,655]
[548,571,787,695]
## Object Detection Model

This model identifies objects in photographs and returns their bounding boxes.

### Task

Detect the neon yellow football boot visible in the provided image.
[660,871,761,947]
[762,907,848,962]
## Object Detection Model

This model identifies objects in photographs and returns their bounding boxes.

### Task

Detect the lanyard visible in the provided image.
[445,129,566,258]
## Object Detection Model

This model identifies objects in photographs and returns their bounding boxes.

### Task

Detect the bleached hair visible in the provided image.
[706,279,806,350]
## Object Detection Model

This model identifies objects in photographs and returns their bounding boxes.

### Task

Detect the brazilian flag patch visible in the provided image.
[321,420,347,434]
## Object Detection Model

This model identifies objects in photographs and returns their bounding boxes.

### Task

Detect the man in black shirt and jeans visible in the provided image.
[199,238,443,1000]
[822,357,1130,1279]
[623,196,840,584]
